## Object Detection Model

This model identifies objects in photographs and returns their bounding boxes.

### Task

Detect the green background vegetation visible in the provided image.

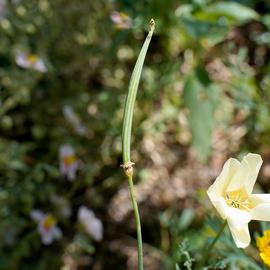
[0,0,270,269]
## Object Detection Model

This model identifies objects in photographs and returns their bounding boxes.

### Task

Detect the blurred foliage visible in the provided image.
[0,0,270,269]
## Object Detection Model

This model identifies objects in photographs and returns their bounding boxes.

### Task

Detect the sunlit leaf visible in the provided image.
[183,66,218,161]
[181,17,229,46]
[196,2,259,24]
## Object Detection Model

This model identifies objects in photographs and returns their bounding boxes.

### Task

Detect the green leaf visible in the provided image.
[262,15,270,31]
[196,2,259,24]
[178,208,195,231]
[183,67,218,161]
[181,17,229,46]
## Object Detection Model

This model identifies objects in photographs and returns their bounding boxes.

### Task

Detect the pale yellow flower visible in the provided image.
[256,230,270,267]
[207,153,270,248]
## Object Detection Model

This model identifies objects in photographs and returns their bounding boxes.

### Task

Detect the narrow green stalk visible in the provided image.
[128,175,143,269]
[198,220,227,269]
[121,19,155,270]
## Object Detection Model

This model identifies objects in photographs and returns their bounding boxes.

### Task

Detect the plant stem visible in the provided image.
[121,19,155,270]
[128,175,143,269]
[199,220,227,269]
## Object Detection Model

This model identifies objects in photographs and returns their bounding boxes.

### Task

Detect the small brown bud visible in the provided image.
[149,18,155,30]
[121,161,135,177]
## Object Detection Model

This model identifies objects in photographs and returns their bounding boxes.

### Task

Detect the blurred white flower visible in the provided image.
[59,144,79,181]
[16,52,47,73]
[62,105,88,136]
[110,11,132,29]
[78,206,103,241]
[30,210,62,245]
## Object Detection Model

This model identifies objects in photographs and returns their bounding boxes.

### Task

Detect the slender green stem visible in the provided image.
[199,220,227,269]
[121,19,155,270]
[128,175,143,269]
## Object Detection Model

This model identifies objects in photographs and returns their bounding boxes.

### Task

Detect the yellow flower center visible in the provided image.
[43,215,56,230]
[257,230,270,267]
[224,189,252,211]
[26,54,38,64]
[63,155,76,166]
[119,12,129,20]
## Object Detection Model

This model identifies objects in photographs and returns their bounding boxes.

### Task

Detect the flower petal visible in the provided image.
[226,207,252,228]
[30,210,44,222]
[251,203,270,221]
[60,144,74,158]
[209,198,228,219]
[41,230,54,245]
[249,194,270,204]
[226,153,262,194]
[227,222,250,248]
[207,158,240,201]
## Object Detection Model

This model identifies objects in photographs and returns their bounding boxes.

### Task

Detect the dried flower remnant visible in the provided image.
[62,105,88,136]
[110,11,132,29]
[121,161,135,177]
[16,52,47,73]
[207,153,270,248]
[256,230,270,267]
[30,210,62,245]
[59,144,79,181]
[78,206,103,241]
